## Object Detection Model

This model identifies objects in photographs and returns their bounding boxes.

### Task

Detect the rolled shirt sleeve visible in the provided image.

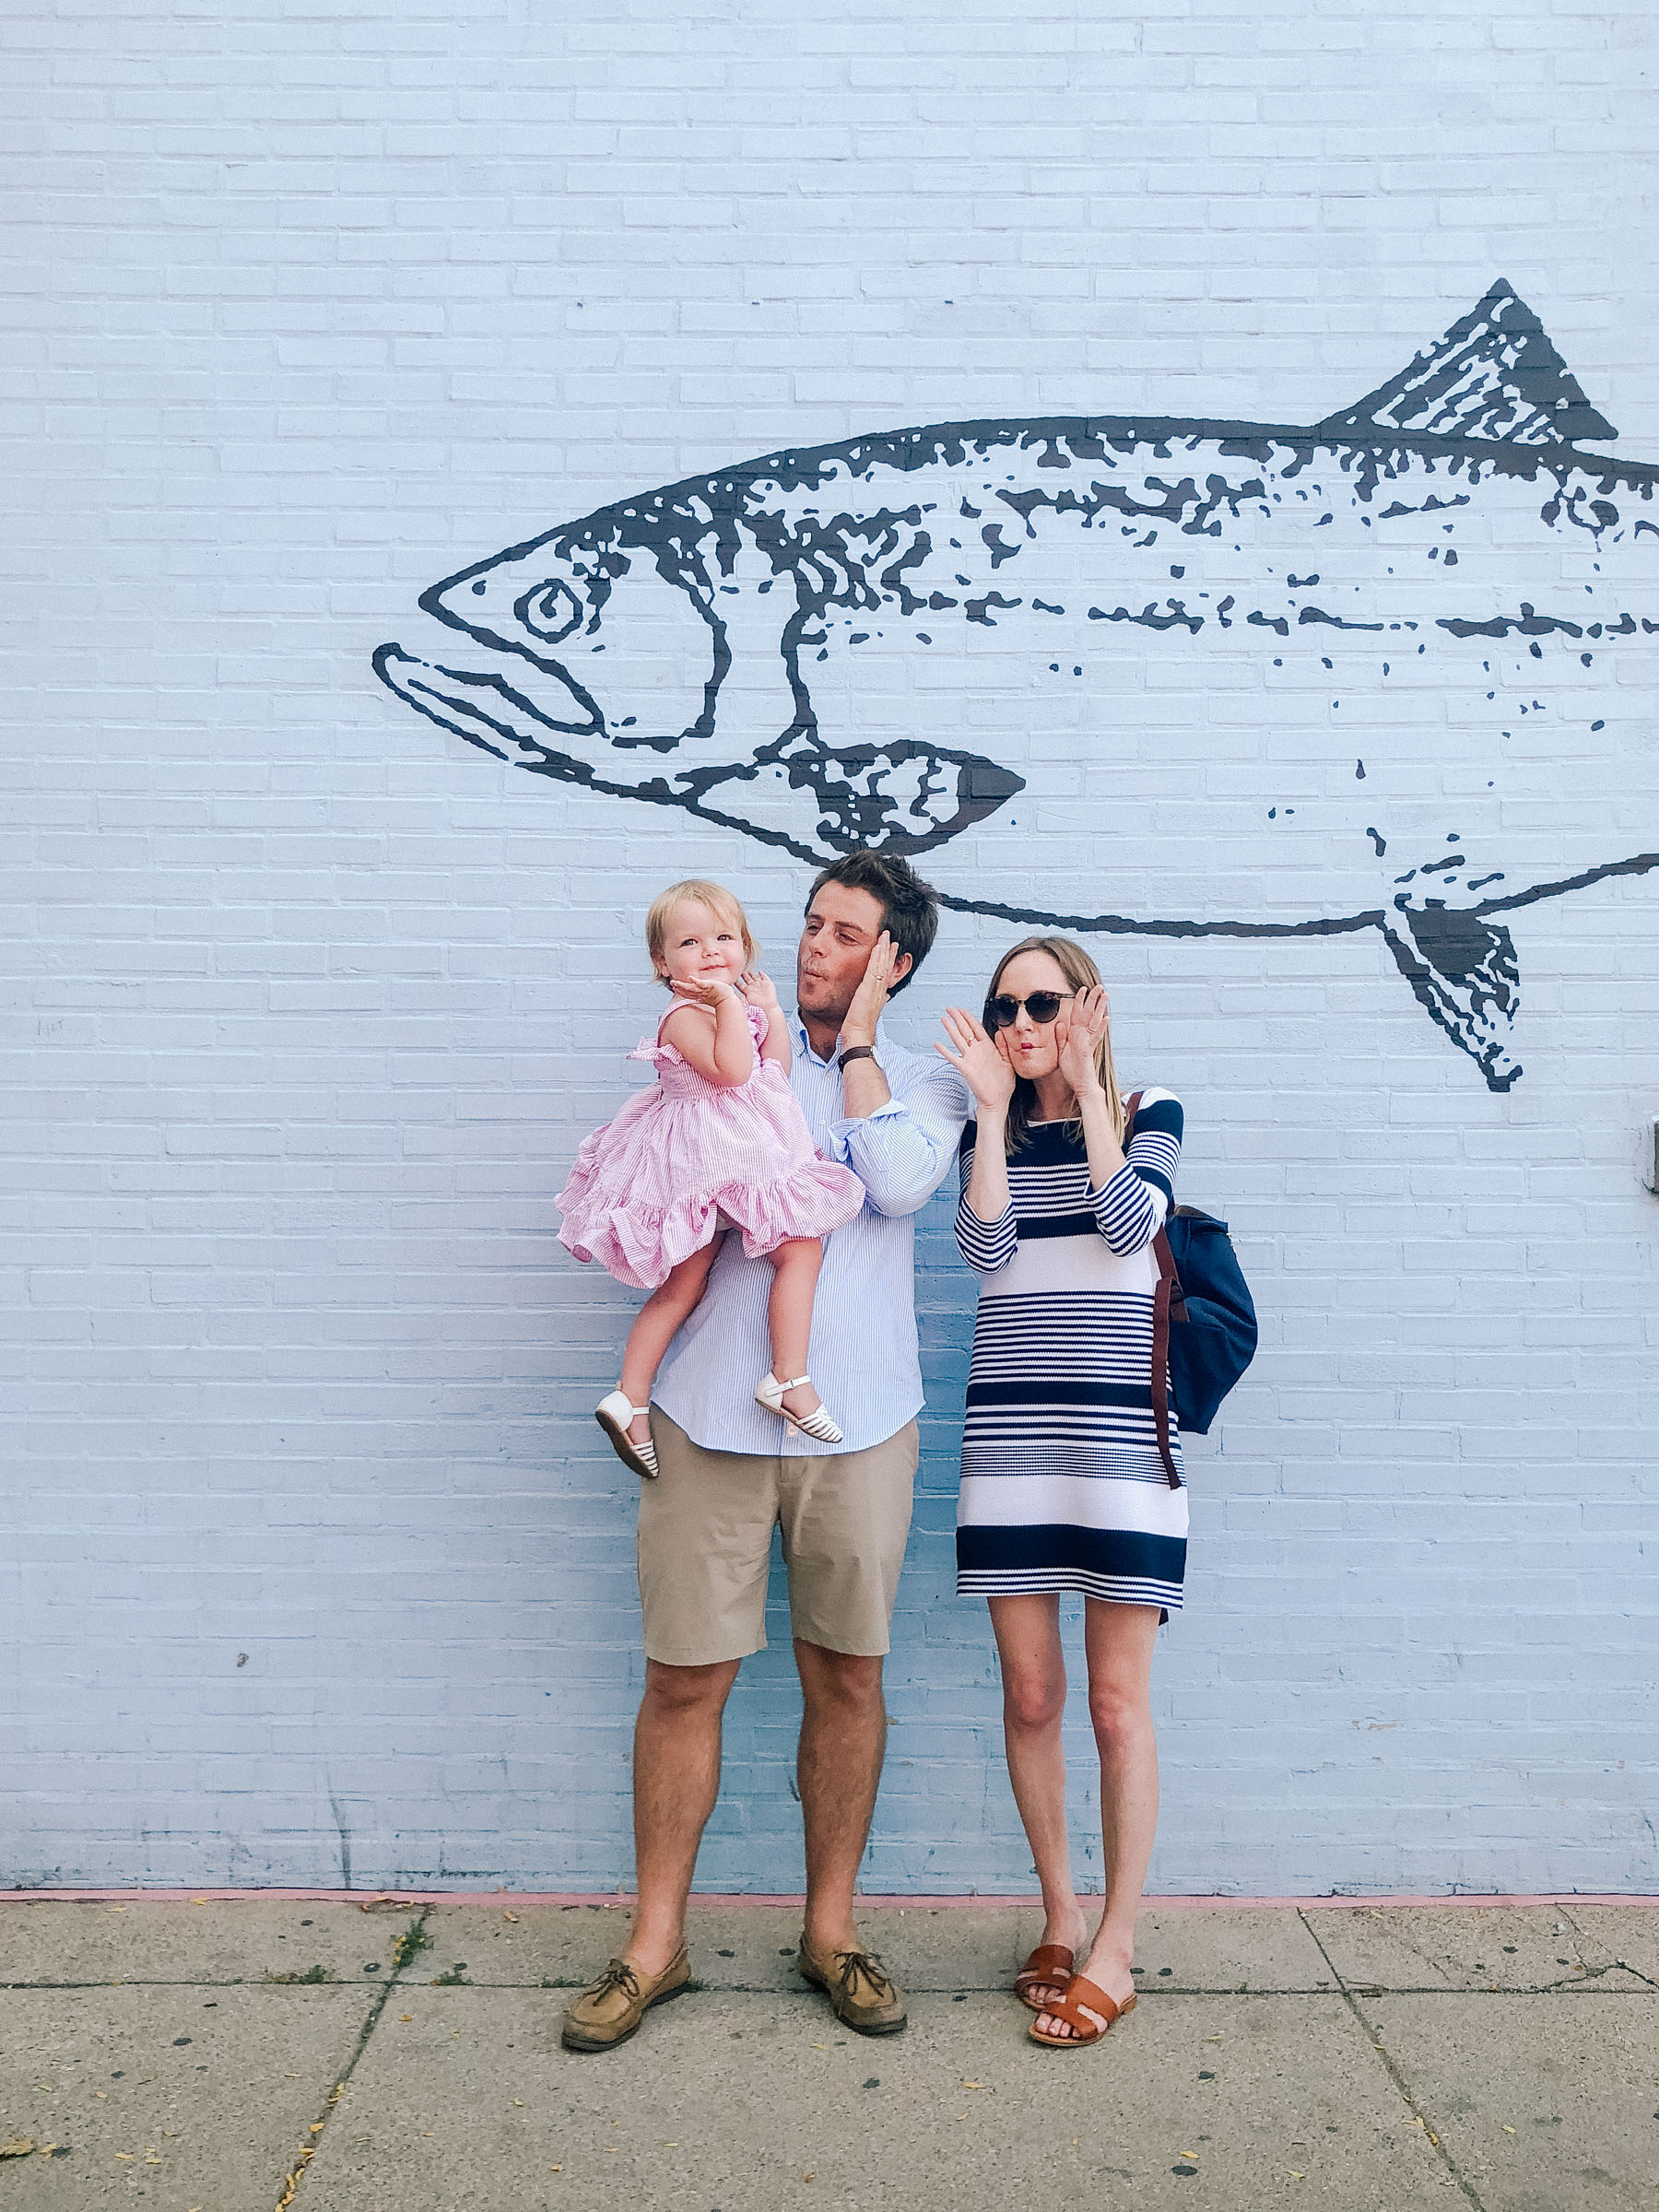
[824,1053,969,1218]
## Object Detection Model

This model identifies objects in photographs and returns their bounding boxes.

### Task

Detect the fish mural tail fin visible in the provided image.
[1380,903,1523,1092]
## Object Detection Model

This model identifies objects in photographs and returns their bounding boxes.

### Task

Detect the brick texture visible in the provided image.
[4,0,1656,1892]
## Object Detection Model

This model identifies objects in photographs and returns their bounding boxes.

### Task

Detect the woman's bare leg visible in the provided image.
[618,1241,719,1448]
[1031,1599,1162,2041]
[989,1594,1088,2008]
[762,1238,827,1422]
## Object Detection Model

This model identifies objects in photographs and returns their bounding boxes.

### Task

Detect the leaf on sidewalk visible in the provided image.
[0,2141,35,2159]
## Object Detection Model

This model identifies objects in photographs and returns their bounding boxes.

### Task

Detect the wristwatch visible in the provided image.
[837,1044,879,1071]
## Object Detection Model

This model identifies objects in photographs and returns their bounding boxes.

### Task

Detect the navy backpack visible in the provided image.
[1124,1093,1258,1488]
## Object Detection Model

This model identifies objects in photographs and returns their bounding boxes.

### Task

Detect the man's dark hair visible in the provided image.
[806,852,940,996]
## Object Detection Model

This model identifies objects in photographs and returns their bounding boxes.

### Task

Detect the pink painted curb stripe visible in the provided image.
[6,1889,1658,1910]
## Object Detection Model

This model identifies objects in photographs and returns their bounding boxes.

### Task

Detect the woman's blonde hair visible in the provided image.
[645,878,758,983]
[985,935,1125,1154]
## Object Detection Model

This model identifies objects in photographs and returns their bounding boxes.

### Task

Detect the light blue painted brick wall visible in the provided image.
[4,0,1656,1895]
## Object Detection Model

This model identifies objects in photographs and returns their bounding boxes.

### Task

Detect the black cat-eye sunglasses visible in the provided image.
[982,990,1074,1032]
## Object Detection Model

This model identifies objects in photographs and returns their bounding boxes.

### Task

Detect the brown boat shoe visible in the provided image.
[796,1935,908,2036]
[560,1947,692,2053]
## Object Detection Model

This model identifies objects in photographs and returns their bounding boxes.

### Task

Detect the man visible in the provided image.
[561,852,968,2053]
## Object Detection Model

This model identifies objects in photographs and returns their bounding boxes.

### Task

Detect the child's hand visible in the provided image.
[742,966,782,1013]
[674,974,738,1010]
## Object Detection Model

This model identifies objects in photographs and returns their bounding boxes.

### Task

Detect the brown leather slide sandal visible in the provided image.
[1028,1974,1136,2050]
[1013,1943,1077,2013]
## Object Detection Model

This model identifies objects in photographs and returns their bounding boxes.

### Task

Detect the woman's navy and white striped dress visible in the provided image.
[954,1091,1188,1611]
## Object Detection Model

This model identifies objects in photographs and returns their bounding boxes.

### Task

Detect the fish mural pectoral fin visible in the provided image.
[372,641,1025,860]
[1379,900,1523,1092]
[746,734,1025,854]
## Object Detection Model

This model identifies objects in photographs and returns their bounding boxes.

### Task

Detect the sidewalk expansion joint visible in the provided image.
[364,1975,1659,2000]
[268,1904,432,2212]
[1298,1909,1488,2212]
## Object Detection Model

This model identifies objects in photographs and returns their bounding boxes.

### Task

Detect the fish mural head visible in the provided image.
[377,280,1658,1091]
[382,489,1027,856]
[425,523,709,748]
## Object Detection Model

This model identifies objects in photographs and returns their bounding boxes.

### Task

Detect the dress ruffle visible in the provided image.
[556,1002,865,1290]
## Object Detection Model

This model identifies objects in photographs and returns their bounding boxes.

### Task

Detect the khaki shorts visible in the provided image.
[637,1410,919,1667]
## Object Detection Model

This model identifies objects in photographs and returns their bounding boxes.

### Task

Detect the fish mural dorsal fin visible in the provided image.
[1315,278,1618,447]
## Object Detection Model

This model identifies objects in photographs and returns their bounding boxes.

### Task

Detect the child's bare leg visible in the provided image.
[619,1241,720,1445]
[764,1238,826,1421]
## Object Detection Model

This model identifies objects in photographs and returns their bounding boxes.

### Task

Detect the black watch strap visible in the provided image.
[837,1044,878,1071]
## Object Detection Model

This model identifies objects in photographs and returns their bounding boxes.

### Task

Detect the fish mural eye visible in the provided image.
[517,578,584,646]
[374,280,1659,1092]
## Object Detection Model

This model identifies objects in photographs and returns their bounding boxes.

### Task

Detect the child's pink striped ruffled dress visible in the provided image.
[557,999,865,1290]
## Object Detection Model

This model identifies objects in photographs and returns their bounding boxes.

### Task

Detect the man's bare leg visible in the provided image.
[625,1655,741,1976]
[794,1638,886,1956]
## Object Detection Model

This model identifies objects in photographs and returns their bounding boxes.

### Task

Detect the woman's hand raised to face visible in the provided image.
[1055,983,1111,1100]
[935,1007,1018,1112]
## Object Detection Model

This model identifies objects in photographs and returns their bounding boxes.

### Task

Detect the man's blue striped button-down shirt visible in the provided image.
[653,1011,970,1456]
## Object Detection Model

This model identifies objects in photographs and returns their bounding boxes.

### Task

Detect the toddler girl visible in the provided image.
[557,878,865,1477]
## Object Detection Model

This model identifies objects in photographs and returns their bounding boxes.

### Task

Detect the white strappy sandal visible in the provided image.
[595,1391,659,1479]
[754,1372,843,1446]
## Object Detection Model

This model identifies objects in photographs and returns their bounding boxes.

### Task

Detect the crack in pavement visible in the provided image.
[1559,1903,1659,1988]
[1298,1908,1488,2212]
[269,1905,431,2211]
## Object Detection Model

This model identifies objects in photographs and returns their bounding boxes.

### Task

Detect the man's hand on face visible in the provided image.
[841,931,900,1050]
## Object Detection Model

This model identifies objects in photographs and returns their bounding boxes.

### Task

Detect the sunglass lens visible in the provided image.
[1027,993,1064,1022]
[984,995,1017,1030]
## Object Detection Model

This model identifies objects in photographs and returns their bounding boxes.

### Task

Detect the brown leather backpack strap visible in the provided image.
[1149,1229,1182,1488]
[1126,1093,1182,1489]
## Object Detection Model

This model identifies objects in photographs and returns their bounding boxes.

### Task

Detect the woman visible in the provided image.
[935,937,1185,2051]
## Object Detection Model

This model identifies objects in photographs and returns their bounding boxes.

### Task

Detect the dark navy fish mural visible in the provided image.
[375,282,1658,1090]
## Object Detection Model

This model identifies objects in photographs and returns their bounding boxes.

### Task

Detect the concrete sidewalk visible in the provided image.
[3,1898,1656,2211]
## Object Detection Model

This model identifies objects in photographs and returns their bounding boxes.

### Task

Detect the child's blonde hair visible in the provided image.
[645,878,759,983]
